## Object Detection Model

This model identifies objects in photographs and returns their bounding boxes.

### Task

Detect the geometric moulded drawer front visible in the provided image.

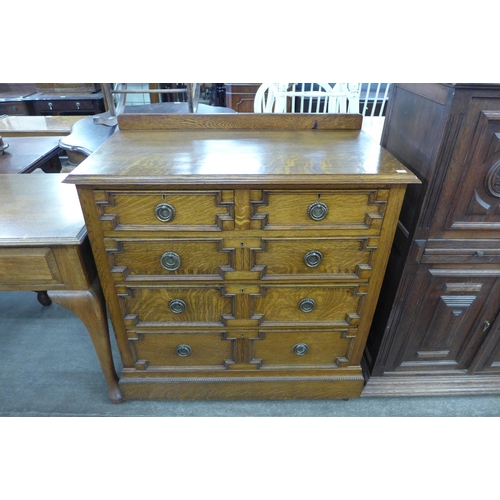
[120,286,235,327]
[251,189,388,231]
[251,284,367,327]
[250,329,357,368]
[130,332,235,369]
[95,190,234,231]
[252,237,376,281]
[105,238,234,281]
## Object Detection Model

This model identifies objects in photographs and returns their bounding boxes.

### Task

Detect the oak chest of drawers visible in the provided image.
[66,113,419,401]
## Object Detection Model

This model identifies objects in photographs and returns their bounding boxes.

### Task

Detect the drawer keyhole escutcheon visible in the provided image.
[308,201,328,221]
[161,251,181,271]
[293,343,309,355]
[176,344,192,357]
[304,250,323,268]
[155,203,176,222]
[169,299,186,314]
[298,298,316,312]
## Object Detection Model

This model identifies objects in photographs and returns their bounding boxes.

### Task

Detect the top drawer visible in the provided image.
[95,190,235,232]
[250,189,389,232]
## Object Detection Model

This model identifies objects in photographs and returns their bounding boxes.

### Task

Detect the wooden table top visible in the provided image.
[0,136,64,174]
[0,174,86,246]
[0,115,87,137]
[66,114,418,187]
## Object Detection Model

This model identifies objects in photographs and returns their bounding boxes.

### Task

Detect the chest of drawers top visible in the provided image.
[65,114,418,188]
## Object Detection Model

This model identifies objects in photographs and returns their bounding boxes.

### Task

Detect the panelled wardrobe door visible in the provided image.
[364,83,500,397]
[380,265,500,374]
[432,99,500,239]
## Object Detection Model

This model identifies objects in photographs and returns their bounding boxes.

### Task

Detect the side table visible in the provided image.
[0,174,122,403]
[0,136,64,173]
[0,115,87,137]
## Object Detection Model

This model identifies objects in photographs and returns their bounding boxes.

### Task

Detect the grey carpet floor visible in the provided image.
[1,290,500,417]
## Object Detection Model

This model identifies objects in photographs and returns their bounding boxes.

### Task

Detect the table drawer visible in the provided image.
[120,285,235,327]
[95,190,234,232]
[252,237,376,281]
[251,284,367,327]
[0,247,63,287]
[130,331,235,369]
[106,238,235,281]
[251,189,388,231]
[0,102,30,115]
[421,240,500,264]
[34,99,98,113]
[250,329,356,368]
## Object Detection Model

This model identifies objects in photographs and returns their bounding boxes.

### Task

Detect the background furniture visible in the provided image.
[225,83,389,115]
[359,83,391,116]
[210,83,226,107]
[364,83,500,396]
[225,83,260,112]
[253,83,360,114]
[0,83,37,115]
[24,91,105,116]
[34,83,101,93]
[0,84,104,116]
[66,112,418,401]
[0,136,64,173]
[59,101,236,165]
[0,115,85,137]
[0,174,122,403]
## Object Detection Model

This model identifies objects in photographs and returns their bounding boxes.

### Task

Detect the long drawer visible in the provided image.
[105,236,378,282]
[118,283,367,328]
[94,188,388,234]
[128,328,358,370]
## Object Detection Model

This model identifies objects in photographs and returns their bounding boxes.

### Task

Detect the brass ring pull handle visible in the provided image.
[176,344,192,357]
[298,298,316,312]
[293,343,309,355]
[307,201,328,221]
[155,203,176,222]
[160,251,181,271]
[169,299,186,314]
[304,250,323,268]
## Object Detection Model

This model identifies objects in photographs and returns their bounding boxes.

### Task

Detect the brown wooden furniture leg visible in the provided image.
[35,291,52,306]
[49,278,124,404]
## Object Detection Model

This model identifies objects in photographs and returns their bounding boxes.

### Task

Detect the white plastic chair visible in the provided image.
[253,83,360,114]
